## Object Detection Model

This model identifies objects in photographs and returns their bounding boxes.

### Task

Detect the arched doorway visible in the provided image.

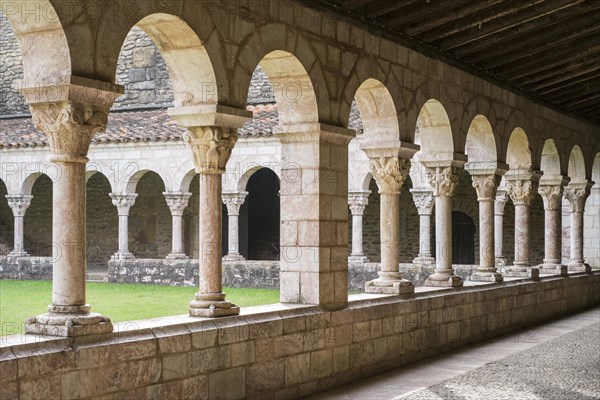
[245,168,280,260]
[452,211,475,265]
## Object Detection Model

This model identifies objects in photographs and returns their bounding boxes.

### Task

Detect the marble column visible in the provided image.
[222,191,248,262]
[469,170,503,282]
[410,188,435,265]
[169,106,251,317]
[505,170,541,279]
[537,177,569,276]
[423,161,464,287]
[363,152,415,294]
[275,123,353,310]
[565,181,593,273]
[494,190,508,267]
[23,80,122,337]
[348,190,370,264]
[110,193,137,260]
[164,192,192,259]
[6,194,33,257]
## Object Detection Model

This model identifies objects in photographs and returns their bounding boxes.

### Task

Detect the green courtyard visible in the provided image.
[0,280,280,336]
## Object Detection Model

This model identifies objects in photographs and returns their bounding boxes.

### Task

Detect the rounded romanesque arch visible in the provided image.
[465,114,497,163]
[568,145,587,183]
[415,99,454,157]
[506,127,532,170]
[351,79,400,146]
[540,139,562,177]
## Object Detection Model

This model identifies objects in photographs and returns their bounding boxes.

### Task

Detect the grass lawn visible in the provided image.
[0,280,280,336]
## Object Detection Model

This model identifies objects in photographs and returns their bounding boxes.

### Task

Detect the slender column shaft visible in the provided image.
[513,203,530,266]
[6,195,32,256]
[351,213,364,256]
[164,192,191,259]
[479,199,495,269]
[570,210,584,263]
[380,193,400,275]
[348,191,369,263]
[419,214,431,258]
[222,192,247,261]
[14,215,24,253]
[545,208,561,263]
[118,214,129,254]
[228,213,240,255]
[110,193,137,259]
[538,182,565,269]
[411,188,434,263]
[563,182,592,273]
[52,160,87,308]
[435,194,453,273]
[172,214,184,254]
[199,174,223,294]
[494,213,503,260]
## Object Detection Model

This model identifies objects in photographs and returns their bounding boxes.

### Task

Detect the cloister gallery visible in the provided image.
[0,1,599,399]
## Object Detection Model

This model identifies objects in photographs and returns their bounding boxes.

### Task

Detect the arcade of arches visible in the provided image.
[0,1,599,399]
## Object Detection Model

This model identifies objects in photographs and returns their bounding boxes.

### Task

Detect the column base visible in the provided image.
[364,278,414,295]
[7,250,28,258]
[567,262,592,274]
[110,252,135,261]
[189,293,240,317]
[222,254,246,262]
[471,270,504,282]
[25,305,112,337]
[538,263,568,276]
[495,257,506,268]
[505,265,540,279]
[425,273,463,287]
[412,256,435,266]
[166,252,189,260]
[348,255,369,264]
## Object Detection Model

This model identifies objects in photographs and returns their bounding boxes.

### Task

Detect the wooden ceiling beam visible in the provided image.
[548,83,600,104]
[563,92,600,108]
[362,0,419,19]
[538,71,600,95]
[381,0,472,27]
[436,0,584,51]
[528,64,600,91]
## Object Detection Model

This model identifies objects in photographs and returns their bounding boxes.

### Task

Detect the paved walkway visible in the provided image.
[308,307,600,400]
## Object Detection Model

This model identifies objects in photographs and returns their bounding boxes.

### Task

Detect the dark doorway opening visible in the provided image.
[245,168,280,260]
[452,211,475,265]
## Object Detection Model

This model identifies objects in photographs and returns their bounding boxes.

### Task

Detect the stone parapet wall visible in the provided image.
[0,257,52,280]
[1,273,598,399]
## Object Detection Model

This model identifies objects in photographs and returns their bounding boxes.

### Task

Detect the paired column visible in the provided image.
[505,169,541,279]
[110,193,137,260]
[164,192,192,259]
[467,164,505,282]
[537,177,569,276]
[422,160,464,287]
[222,191,248,262]
[348,190,370,263]
[494,190,508,267]
[169,106,251,317]
[363,148,417,295]
[565,181,593,273]
[24,79,122,336]
[410,188,435,265]
[6,194,33,257]
[275,124,353,310]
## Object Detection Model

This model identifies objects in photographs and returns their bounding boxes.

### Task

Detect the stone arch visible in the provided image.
[415,99,454,157]
[99,11,219,107]
[179,168,198,193]
[21,172,52,196]
[0,4,71,87]
[465,114,497,163]
[361,172,373,191]
[506,127,532,170]
[592,153,600,184]
[584,152,600,268]
[568,145,586,182]
[351,79,400,145]
[238,165,281,192]
[126,169,168,193]
[460,97,500,158]
[540,139,562,177]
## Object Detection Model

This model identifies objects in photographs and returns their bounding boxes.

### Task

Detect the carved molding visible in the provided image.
[538,184,564,210]
[348,192,370,215]
[30,101,110,159]
[410,190,434,215]
[425,166,459,197]
[164,192,192,216]
[471,174,501,201]
[494,190,508,215]
[185,126,238,175]
[368,157,410,195]
[110,193,138,216]
[222,192,248,215]
[6,195,33,217]
[506,178,538,206]
[564,184,591,213]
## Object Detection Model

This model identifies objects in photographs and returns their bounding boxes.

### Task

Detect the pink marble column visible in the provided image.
[348,190,370,263]
[505,170,540,279]
[163,192,192,259]
[6,195,33,257]
[169,106,251,317]
[494,190,508,267]
[565,182,593,273]
[363,153,415,294]
[423,162,464,287]
[23,80,122,337]
[110,193,137,260]
[469,171,503,282]
[537,177,569,276]
[222,191,248,262]
[410,188,434,265]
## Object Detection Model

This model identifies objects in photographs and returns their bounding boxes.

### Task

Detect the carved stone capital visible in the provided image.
[368,157,410,195]
[410,189,434,215]
[471,174,501,201]
[348,191,370,215]
[538,184,564,210]
[506,178,538,206]
[494,189,508,215]
[425,166,459,197]
[565,182,592,213]
[185,126,238,175]
[110,193,138,216]
[30,101,110,161]
[6,195,33,217]
[164,192,192,216]
[222,192,248,215]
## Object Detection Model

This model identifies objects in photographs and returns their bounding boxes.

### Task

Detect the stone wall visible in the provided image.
[0,180,11,255]
[1,273,598,399]
[584,187,600,268]
[23,175,52,257]
[0,12,28,116]
[87,173,119,269]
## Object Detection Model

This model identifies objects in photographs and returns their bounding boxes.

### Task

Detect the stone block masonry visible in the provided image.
[1,273,598,399]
